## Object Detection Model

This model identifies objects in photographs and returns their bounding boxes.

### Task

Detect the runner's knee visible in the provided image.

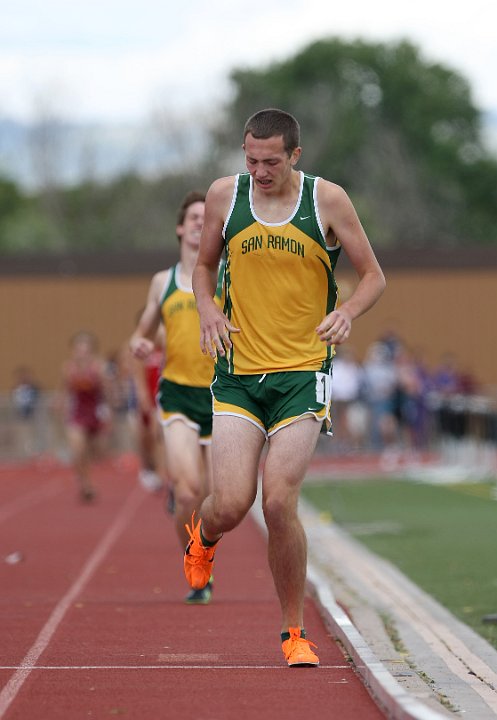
[209,502,247,533]
[262,492,298,529]
[174,483,204,512]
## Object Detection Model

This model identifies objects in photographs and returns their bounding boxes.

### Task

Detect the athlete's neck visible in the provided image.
[178,243,198,283]
[252,170,301,223]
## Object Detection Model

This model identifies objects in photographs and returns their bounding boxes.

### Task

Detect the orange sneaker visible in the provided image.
[282,627,319,667]
[184,512,218,590]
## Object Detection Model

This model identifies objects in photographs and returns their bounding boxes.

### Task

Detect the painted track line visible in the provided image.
[0,485,145,719]
[0,664,349,671]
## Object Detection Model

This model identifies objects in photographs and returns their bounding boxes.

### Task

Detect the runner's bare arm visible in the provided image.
[129,270,168,360]
[316,180,386,346]
[193,177,240,358]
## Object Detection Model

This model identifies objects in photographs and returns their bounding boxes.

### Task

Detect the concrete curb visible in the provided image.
[250,496,446,719]
[251,491,497,719]
[306,561,449,720]
[300,498,497,719]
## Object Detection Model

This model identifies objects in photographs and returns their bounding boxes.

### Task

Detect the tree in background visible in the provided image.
[215,38,497,247]
[1,37,496,254]
[0,177,26,252]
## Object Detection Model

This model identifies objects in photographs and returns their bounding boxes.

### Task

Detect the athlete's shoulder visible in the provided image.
[150,267,174,296]
[152,267,173,285]
[316,178,354,213]
[206,175,238,223]
[314,178,358,236]
[207,175,237,197]
[316,176,347,197]
[153,267,173,281]
[207,175,237,201]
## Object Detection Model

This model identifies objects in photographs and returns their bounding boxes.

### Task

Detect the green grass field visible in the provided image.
[302,478,497,649]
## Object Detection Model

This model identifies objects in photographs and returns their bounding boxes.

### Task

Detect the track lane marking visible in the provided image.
[0,665,350,670]
[0,486,145,718]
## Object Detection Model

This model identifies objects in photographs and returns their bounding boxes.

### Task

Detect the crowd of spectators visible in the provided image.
[330,331,493,457]
[3,332,495,463]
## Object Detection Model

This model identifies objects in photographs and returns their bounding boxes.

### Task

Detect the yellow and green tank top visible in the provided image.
[220,171,341,375]
[160,263,223,387]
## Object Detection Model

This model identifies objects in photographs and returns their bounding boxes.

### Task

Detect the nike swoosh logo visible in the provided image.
[300,215,311,220]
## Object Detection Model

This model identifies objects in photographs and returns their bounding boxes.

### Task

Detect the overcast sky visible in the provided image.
[1,0,496,124]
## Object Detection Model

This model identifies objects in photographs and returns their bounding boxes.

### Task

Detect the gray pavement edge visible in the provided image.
[251,493,497,719]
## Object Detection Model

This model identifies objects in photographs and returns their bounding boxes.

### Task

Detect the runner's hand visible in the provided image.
[316,309,351,346]
[199,302,240,358]
[130,337,154,360]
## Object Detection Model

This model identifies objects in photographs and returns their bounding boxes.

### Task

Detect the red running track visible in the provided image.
[0,455,387,720]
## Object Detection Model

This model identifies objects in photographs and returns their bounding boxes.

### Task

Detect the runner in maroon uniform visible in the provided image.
[62,331,111,502]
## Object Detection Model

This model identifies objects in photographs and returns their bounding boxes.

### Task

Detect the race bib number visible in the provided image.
[315,371,331,405]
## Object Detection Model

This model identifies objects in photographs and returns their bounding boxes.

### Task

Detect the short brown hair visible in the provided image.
[243,109,300,155]
[176,190,206,227]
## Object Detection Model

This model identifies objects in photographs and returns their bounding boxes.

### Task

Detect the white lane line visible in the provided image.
[0,480,63,526]
[0,665,350,671]
[0,486,145,719]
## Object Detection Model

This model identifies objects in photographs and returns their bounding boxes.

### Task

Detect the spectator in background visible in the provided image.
[378,325,403,361]
[331,346,367,451]
[11,366,40,457]
[393,344,426,453]
[410,347,433,450]
[362,341,398,451]
[431,352,460,397]
[456,365,478,396]
[429,352,480,447]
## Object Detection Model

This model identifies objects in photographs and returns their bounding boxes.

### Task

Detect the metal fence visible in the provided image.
[0,392,135,463]
[1,390,496,476]
[426,391,497,476]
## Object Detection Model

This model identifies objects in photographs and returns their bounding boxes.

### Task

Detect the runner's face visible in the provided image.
[177,201,205,249]
[243,133,301,193]
[72,337,94,361]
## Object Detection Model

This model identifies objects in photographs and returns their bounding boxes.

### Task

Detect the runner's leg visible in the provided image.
[162,420,207,549]
[199,415,265,540]
[262,417,322,631]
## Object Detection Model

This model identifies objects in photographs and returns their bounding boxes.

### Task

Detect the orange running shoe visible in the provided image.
[282,627,319,667]
[184,512,218,590]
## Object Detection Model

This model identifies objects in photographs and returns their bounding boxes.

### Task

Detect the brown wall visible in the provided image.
[1,275,149,391]
[1,268,496,391]
[336,268,497,389]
